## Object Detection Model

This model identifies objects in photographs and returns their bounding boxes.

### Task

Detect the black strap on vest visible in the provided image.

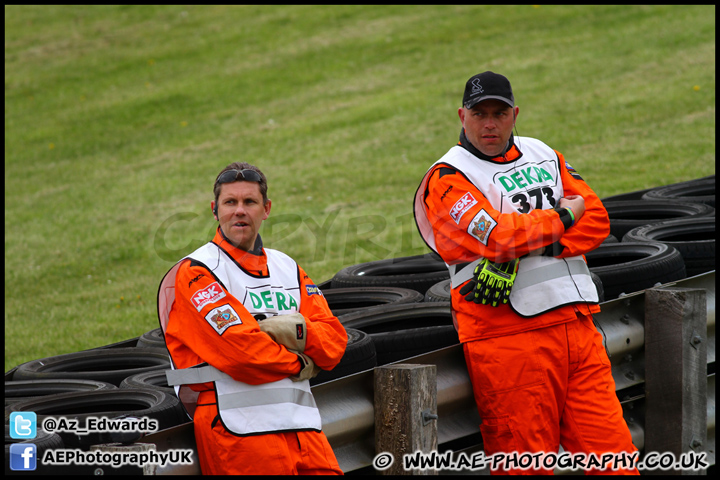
[212,414,221,430]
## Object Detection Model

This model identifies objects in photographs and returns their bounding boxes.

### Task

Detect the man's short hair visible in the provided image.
[213,162,269,206]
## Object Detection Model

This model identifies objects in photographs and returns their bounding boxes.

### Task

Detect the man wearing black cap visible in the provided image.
[414,72,638,474]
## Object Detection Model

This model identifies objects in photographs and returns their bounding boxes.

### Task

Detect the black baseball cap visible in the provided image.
[462,71,514,109]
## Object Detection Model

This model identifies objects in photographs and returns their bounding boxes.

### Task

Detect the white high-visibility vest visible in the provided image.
[414,137,598,317]
[158,242,323,436]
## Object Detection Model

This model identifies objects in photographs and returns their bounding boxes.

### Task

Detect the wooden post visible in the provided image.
[374,364,438,475]
[644,287,707,475]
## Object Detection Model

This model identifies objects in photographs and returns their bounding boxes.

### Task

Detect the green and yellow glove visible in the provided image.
[459,258,520,307]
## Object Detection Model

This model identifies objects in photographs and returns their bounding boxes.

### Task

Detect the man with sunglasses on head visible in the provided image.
[158,162,347,475]
[414,72,638,474]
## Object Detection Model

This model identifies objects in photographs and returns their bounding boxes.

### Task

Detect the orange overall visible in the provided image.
[162,229,347,475]
[415,134,638,475]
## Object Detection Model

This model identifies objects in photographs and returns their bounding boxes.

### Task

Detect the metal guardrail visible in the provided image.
[597,271,715,392]
[144,271,715,474]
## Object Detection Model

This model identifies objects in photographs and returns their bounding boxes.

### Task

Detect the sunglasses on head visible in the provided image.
[215,169,263,186]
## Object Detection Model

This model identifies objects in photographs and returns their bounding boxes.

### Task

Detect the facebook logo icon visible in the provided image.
[10,412,36,439]
[10,444,37,471]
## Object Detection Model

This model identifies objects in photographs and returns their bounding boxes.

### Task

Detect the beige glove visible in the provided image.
[258,313,307,352]
[290,351,321,382]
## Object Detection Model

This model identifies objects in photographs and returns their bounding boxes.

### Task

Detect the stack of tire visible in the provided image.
[328,254,456,368]
[590,175,714,299]
[5,339,188,475]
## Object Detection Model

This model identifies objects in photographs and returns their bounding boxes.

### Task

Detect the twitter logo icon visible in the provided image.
[10,412,37,439]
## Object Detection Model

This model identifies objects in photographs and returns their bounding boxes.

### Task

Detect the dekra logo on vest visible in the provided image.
[496,165,554,193]
[248,290,298,312]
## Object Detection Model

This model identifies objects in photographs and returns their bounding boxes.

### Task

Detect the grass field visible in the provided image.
[4,5,715,372]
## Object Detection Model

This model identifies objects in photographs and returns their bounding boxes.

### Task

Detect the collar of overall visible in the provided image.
[458,129,521,163]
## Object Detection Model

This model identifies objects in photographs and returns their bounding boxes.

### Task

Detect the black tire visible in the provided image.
[5,424,64,475]
[600,175,715,203]
[338,303,455,365]
[311,328,376,385]
[5,379,117,407]
[371,325,459,365]
[316,277,333,291]
[119,370,175,395]
[641,175,715,207]
[321,286,424,317]
[602,199,714,240]
[602,234,619,244]
[338,302,453,331]
[330,253,449,295]
[4,388,186,449]
[591,271,605,304]
[601,187,655,203]
[11,348,171,387]
[585,242,686,300]
[5,366,18,382]
[136,328,167,350]
[88,336,140,350]
[424,279,451,303]
[622,217,715,277]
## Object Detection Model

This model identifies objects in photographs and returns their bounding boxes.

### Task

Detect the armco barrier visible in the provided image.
[119,271,715,475]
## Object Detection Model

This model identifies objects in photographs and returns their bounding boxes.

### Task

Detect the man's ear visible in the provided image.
[263,199,272,220]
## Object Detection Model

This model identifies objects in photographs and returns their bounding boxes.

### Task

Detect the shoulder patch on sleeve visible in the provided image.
[467,209,497,245]
[565,161,584,180]
[205,304,242,335]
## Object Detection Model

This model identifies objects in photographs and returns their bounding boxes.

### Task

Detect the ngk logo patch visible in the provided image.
[450,192,478,224]
[192,282,226,311]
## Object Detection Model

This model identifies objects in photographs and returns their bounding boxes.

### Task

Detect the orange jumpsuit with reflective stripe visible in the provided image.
[164,229,346,475]
[418,134,638,475]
